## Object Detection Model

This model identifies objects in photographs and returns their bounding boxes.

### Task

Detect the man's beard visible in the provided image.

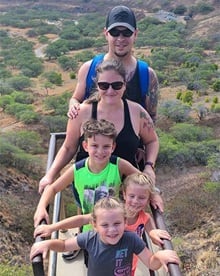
[114,51,129,58]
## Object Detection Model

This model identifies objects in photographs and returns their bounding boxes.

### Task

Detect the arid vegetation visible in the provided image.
[0,0,220,275]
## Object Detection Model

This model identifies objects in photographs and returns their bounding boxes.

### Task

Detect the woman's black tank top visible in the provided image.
[75,99,140,167]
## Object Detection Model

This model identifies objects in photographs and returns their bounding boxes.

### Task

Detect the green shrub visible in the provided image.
[197,2,215,14]
[73,50,94,62]
[0,82,14,95]
[170,123,213,142]
[13,150,42,176]
[204,182,220,193]
[159,100,192,122]
[8,75,32,90]
[1,130,44,154]
[187,141,215,165]
[207,153,220,170]
[212,79,220,91]
[18,110,40,124]
[173,5,187,15]
[44,71,63,86]
[0,264,32,276]
[58,55,78,71]
[157,131,219,167]
[0,95,13,109]
[211,103,220,113]
[5,102,33,116]
[41,115,67,132]
[213,96,218,104]
[4,102,39,123]
[157,131,190,168]
[211,103,215,111]
[0,137,43,177]
[44,92,71,115]
[69,72,76,79]
[11,91,34,104]
[38,35,49,44]
[176,91,182,100]
[195,105,209,120]
[181,90,193,104]
[0,67,12,78]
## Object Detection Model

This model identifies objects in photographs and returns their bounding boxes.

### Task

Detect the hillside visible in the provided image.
[0,0,220,275]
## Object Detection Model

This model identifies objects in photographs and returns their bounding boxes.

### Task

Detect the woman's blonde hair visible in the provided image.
[91,197,126,223]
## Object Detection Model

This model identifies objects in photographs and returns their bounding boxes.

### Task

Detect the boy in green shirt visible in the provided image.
[34,119,140,229]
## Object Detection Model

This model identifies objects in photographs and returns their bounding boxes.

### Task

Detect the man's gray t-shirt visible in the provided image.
[77,230,146,276]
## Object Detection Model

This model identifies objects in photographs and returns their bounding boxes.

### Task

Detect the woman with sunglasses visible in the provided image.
[75,59,158,170]
[39,59,162,210]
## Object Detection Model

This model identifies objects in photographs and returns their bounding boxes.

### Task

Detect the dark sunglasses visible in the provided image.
[97,81,124,90]
[108,28,133,37]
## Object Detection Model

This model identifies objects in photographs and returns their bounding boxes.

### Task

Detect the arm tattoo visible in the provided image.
[140,111,154,129]
[146,67,159,123]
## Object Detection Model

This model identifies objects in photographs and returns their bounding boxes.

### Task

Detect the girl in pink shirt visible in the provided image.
[123,173,171,276]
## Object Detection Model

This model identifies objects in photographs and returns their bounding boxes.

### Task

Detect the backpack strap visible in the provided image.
[109,155,117,165]
[85,54,105,99]
[137,60,149,108]
[75,158,86,170]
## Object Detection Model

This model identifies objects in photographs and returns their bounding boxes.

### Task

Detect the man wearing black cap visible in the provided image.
[68,5,159,123]
[38,6,163,207]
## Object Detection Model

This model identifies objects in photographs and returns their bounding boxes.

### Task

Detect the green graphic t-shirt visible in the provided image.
[73,156,121,231]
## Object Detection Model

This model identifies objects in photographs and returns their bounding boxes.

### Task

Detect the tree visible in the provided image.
[58,56,78,71]
[44,71,63,86]
[43,81,53,95]
[45,44,62,59]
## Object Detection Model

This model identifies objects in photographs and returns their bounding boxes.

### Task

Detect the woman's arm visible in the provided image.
[130,104,164,211]
[38,106,86,194]
[139,108,159,167]
[138,107,159,183]
[118,158,140,177]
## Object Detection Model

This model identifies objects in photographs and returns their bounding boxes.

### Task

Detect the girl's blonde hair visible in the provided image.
[122,173,155,195]
[91,197,126,223]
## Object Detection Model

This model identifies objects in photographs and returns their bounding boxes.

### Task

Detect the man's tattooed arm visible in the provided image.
[145,67,159,124]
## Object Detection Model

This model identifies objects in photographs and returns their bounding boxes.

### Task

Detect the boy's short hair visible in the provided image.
[83,119,117,142]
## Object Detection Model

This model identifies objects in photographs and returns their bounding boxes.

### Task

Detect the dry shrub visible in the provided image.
[165,183,219,234]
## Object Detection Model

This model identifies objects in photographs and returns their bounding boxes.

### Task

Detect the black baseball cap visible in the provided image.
[106,6,137,32]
